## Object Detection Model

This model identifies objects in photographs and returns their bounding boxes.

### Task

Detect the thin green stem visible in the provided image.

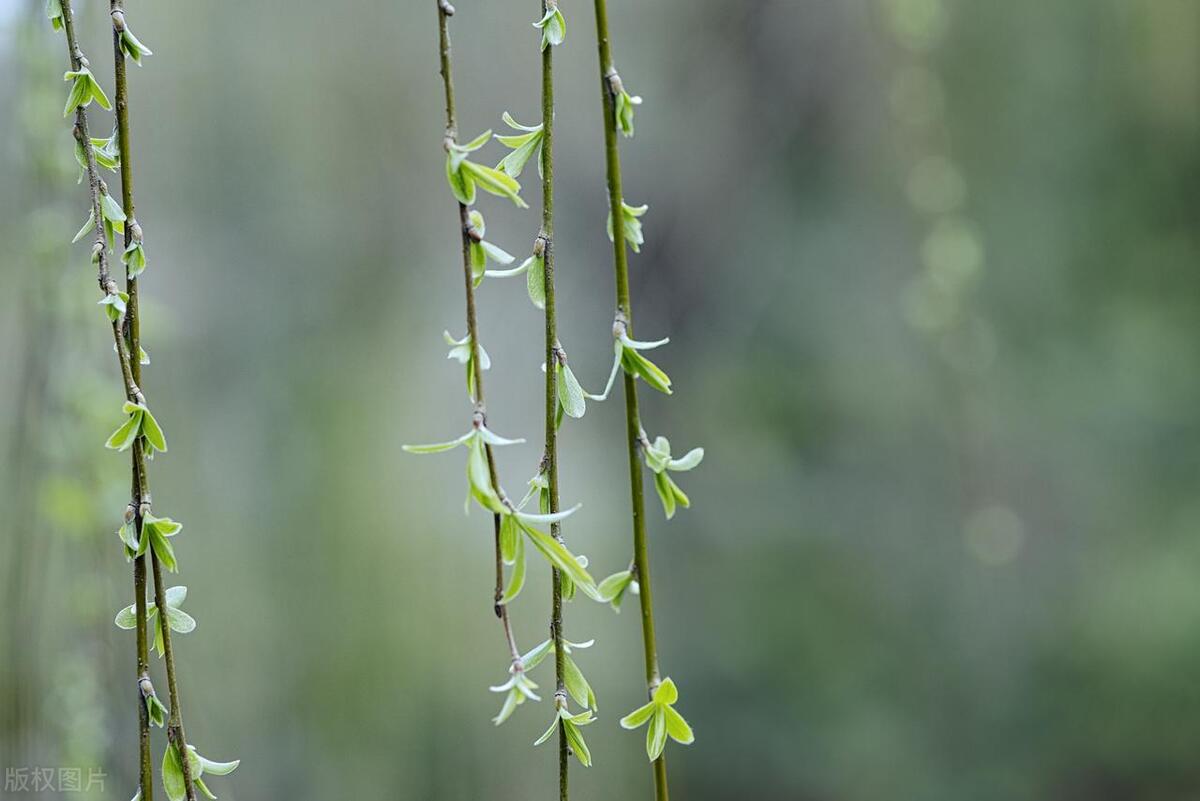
[536,8,569,799]
[435,0,524,669]
[109,3,153,798]
[150,551,197,801]
[590,1,669,797]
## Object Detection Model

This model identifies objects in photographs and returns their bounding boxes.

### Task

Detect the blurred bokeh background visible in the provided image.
[2,0,1198,798]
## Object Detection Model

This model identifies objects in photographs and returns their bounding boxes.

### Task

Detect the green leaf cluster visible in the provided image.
[403,423,524,514]
[119,24,153,65]
[619,677,694,762]
[443,330,490,400]
[643,436,703,519]
[535,705,597,767]
[105,400,168,456]
[614,82,642,138]
[62,67,110,117]
[46,0,63,30]
[495,112,545,179]
[533,3,567,51]
[75,129,120,182]
[606,200,648,253]
[74,188,127,253]
[489,668,540,726]
[498,506,600,603]
[596,568,638,612]
[115,584,194,657]
[446,130,528,208]
[116,511,183,570]
[467,210,515,285]
[162,743,238,801]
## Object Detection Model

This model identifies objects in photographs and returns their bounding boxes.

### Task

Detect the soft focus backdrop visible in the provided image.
[2,0,1198,798]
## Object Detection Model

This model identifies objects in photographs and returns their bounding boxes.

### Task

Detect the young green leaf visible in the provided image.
[105,403,143,451]
[489,669,541,725]
[499,530,526,604]
[557,363,586,419]
[526,253,546,309]
[119,25,154,64]
[145,691,168,728]
[606,200,648,253]
[613,82,643,137]
[495,112,545,179]
[46,0,63,30]
[562,653,597,710]
[533,3,567,51]
[62,67,111,117]
[641,435,703,518]
[619,677,694,761]
[124,240,147,278]
[98,291,129,323]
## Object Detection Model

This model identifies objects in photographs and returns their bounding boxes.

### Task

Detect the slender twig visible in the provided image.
[107,1,155,797]
[58,0,193,797]
[435,0,524,671]
[535,6,569,798]
[589,1,670,798]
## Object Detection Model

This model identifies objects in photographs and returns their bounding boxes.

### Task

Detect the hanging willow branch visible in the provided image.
[407,0,603,759]
[49,1,239,799]
[108,1,153,797]
[587,0,699,796]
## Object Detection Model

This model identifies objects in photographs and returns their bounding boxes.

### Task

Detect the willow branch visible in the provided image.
[590,1,669,798]
[150,551,197,800]
[109,1,152,798]
[435,0,523,669]
[57,0,142,407]
[536,7,569,798]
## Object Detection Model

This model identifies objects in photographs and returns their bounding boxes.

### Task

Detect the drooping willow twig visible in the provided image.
[533,2,571,796]
[108,1,153,796]
[433,0,526,676]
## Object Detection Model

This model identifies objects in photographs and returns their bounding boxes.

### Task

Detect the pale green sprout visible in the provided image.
[535,705,596,767]
[161,742,239,801]
[140,682,169,728]
[98,291,129,323]
[74,187,127,252]
[497,505,602,603]
[489,667,541,726]
[466,210,515,286]
[606,200,648,253]
[62,67,111,117]
[124,240,147,279]
[612,79,642,137]
[116,512,183,571]
[483,244,545,309]
[523,637,598,709]
[402,424,525,514]
[642,435,704,519]
[593,327,672,398]
[533,1,566,51]
[46,0,63,30]
[536,348,599,426]
[115,584,193,657]
[443,330,490,401]
[619,677,694,762]
[105,400,168,457]
[117,24,153,65]
[75,129,119,182]
[445,130,528,208]
[596,568,638,612]
[113,341,151,365]
[495,112,545,179]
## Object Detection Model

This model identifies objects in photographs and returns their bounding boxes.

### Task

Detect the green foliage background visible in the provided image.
[1,0,1198,798]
